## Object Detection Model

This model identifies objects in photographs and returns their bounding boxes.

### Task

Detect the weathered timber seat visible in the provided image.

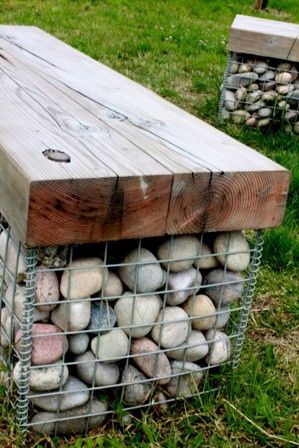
[0,26,290,247]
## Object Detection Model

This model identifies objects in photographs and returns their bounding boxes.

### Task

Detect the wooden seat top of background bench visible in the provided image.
[0,26,290,247]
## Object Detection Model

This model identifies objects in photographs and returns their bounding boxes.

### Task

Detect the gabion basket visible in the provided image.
[219,51,299,133]
[0,216,264,437]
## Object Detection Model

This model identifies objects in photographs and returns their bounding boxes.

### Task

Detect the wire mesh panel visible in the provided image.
[0,217,263,436]
[219,52,299,134]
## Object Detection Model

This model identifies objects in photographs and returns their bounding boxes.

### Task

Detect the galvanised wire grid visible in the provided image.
[218,52,299,133]
[0,217,264,437]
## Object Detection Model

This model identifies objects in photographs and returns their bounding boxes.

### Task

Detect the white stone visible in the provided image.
[205,330,231,365]
[91,329,129,363]
[51,300,91,332]
[30,399,107,434]
[157,236,200,272]
[35,265,60,311]
[68,333,90,355]
[0,230,27,280]
[29,376,89,412]
[102,270,123,298]
[151,306,190,349]
[166,361,203,397]
[119,248,163,293]
[115,293,162,338]
[183,294,216,330]
[60,258,105,300]
[0,307,15,347]
[166,267,202,306]
[275,72,292,84]
[13,360,69,391]
[193,242,218,270]
[76,351,120,386]
[215,306,231,329]
[4,283,49,323]
[214,231,250,271]
[167,330,209,362]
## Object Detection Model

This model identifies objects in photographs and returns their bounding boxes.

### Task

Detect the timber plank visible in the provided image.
[0,25,291,246]
[228,15,299,62]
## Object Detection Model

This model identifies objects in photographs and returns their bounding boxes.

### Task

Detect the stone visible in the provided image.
[294,122,299,134]
[30,399,107,434]
[29,376,89,412]
[102,271,123,298]
[203,269,244,305]
[183,295,216,330]
[166,267,202,306]
[278,100,289,110]
[60,257,105,300]
[35,265,60,311]
[259,70,275,81]
[152,391,168,414]
[193,242,218,270]
[248,83,259,92]
[151,306,190,349]
[285,110,298,123]
[229,62,239,74]
[36,246,68,268]
[246,90,262,104]
[239,63,252,73]
[122,365,152,405]
[235,86,247,102]
[253,62,268,74]
[245,100,265,112]
[226,72,258,88]
[215,306,231,329]
[231,110,250,124]
[257,118,271,128]
[261,81,276,92]
[91,329,129,363]
[290,67,298,82]
[276,84,294,95]
[115,293,162,338]
[205,330,231,365]
[68,333,89,355]
[76,351,120,386]
[119,248,163,293]
[221,109,231,121]
[51,300,91,332]
[15,324,67,365]
[224,90,238,111]
[4,283,49,323]
[262,90,278,102]
[166,361,203,398]
[157,235,200,272]
[245,117,257,127]
[0,230,27,281]
[277,62,292,71]
[131,337,171,384]
[258,107,272,118]
[275,72,292,84]
[88,302,116,333]
[213,231,250,272]
[167,330,209,362]
[286,89,299,107]
[0,307,15,347]
[13,360,69,391]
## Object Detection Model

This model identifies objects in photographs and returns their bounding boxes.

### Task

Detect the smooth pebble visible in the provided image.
[157,236,200,272]
[151,306,190,349]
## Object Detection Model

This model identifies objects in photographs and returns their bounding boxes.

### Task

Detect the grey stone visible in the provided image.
[157,235,200,272]
[226,72,258,88]
[76,351,120,386]
[68,333,90,355]
[259,70,275,81]
[231,110,250,124]
[286,89,299,107]
[167,330,209,362]
[224,90,238,111]
[30,399,107,434]
[203,269,244,305]
[258,108,272,118]
[215,306,231,329]
[13,360,69,391]
[246,90,262,104]
[102,271,123,298]
[261,81,276,92]
[235,86,247,102]
[166,361,203,397]
[51,301,91,332]
[166,267,202,306]
[245,100,266,112]
[88,302,116,333]
[29,376,89,412]
[91,329,129,363]
[151,306,190,349]
[213,231,250,272]
[122,365,152,405]
[205,330,231,365]
[253,62,268,74]
[193,242,218,270]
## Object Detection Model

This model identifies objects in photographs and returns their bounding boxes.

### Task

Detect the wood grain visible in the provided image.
[0,25,290,247]
[228,15,299,62]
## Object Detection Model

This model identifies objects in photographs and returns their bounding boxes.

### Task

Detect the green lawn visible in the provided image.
[0,0,298,447]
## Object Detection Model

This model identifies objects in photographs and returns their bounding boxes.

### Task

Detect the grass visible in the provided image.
[0,0,298,447]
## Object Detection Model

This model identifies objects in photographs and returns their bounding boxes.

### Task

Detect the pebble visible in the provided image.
[68,333,89,355]
[239,63,252,73]
[183,294,216,330]
[166,267,202,306]
[257,118,271,128]
[245,117,257,127]
[35,265,60,311]
[235,86,247,102]
[60,257,105,300]
[51,300,91,332]
[246,90,262,104]
[290,67,298,82]
[31,399,107,435]
[276,84,294,95]
[215,306,231,328]
[151,306,190,349]
[193,242,218,270]
[88,302,116,333]
[248,83,259,92]
[29,376,89,412]
[222,109,231,121]
[13,360,69,391]
[205,330,231,365]
[122,365,152,405]
[15,323,67,365]
[231,110,250,124]
[76,351,120,386]
[259,70,275,81]
[226,72,258,88]
[286,89,299,106]
[224,90,238,111]
[119,248,163,293]
[115,293,162,338]
[167,330,209,362]
[0,230,27,280]
[229,62,239,74]
[166,361,203,398]
[277,62,292,71]
[91,329,129,363]
[261,81,276,92]
[294,122,299,134]
[258,107,271,118]
[102,271,123,298]
[131,337,171,384]
[203,269,244,305]
[0,307,15,347]
[253,62,268,74]
[245,100,265,112]
[285,110,298,123]
[275,72,292,84]
[157,235,200,272]
[4,283,49,323]
[262,90,277,102]
[213,231,250,271]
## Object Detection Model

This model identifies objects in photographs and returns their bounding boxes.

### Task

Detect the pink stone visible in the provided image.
[15,324,66,365]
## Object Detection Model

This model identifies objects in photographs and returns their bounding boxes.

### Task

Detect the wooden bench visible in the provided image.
[0,26,290,247]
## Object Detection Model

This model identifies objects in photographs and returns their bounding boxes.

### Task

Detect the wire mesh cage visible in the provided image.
[0,216,264,437]
[219,52,299,134]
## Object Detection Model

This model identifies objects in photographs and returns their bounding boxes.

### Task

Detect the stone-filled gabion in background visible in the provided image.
[0,221,260,436]
[220,53,299,134]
